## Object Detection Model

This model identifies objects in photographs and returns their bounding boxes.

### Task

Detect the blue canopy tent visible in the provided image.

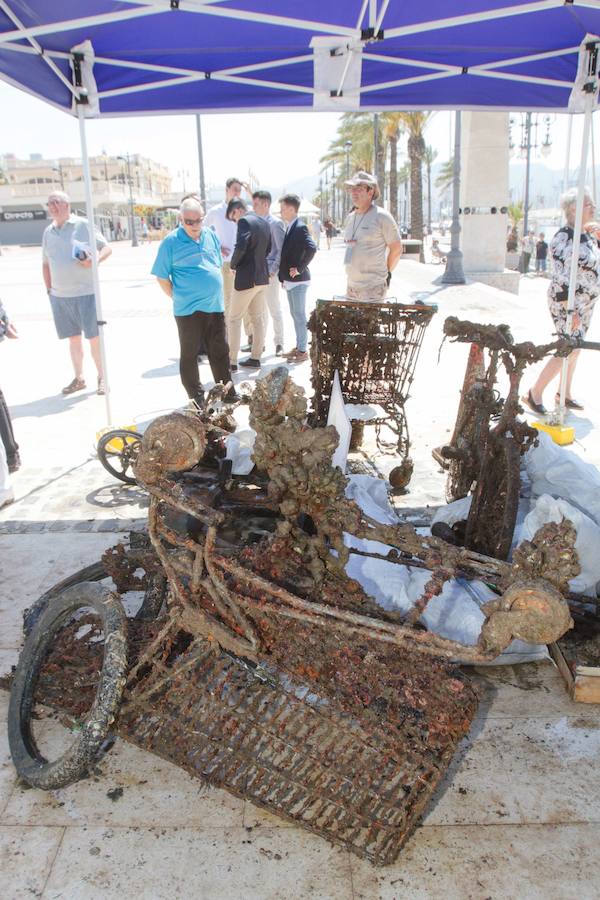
[1,0,599,422]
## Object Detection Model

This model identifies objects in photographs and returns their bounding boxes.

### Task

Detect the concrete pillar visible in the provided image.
[460,112,519,293]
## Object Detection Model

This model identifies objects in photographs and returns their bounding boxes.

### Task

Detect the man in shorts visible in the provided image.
[42,191,112,395]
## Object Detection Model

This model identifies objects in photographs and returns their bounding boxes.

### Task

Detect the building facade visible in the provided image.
[0,152,172,245]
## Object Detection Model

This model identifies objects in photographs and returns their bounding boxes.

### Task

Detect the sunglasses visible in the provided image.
[183,217,203,226]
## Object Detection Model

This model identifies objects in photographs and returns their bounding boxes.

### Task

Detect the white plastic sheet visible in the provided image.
[524,432,600,527]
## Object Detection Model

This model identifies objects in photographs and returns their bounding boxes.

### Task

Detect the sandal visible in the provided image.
[62,376,86,395]
[555,394,584,410]
[521,390,546,416]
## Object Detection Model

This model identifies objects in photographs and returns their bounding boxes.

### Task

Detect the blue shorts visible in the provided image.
[50,294,99,340]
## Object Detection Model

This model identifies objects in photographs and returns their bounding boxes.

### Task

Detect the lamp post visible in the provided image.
[117,153,138,247]
[344,140,352,219]
[52,163,64,190]
[509,113,553,235]
[331,160,337,223]
[441,111,466,285]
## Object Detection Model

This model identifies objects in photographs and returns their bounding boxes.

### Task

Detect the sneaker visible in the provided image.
[275,344,284,356]
[62,376,86,395]
[230,364,238,373]
[97,377,106,396]
[291,350,308,363]
[282,348,298,360]
[241,339,252,353]
[239,357,261,368]
[7,452,21,474]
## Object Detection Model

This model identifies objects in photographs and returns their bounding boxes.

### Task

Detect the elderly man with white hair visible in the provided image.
[42,190,112,395]
[152,196,235,406]
[523,187,600,415]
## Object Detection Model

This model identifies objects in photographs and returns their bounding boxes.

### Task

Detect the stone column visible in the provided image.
[460,112,519,293]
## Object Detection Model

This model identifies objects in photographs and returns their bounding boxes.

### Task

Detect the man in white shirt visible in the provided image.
[343,171,402,301]
[204,177,252,341]
[252,189,286,355]
[42,191,112,395]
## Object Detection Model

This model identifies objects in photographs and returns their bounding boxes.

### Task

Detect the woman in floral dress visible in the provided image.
[523,188,600,414]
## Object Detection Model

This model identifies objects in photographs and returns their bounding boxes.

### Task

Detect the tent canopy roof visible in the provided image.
[0,1,599,116]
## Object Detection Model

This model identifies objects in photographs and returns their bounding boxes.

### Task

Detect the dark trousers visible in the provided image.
[0,387,18,463]
[175,311,231,399]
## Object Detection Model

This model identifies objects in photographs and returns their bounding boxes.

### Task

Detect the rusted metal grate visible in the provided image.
[117,619,477,866]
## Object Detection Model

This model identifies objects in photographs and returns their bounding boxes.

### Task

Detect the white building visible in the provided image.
[0,152,172,245]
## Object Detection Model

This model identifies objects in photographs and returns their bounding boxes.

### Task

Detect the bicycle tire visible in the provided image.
[97,429,143,485]
[464,436,520,560]
[23,560,108,636]
[8,582,127,790]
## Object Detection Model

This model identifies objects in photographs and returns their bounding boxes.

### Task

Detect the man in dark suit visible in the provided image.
[226,199,271,369]
[278,194,317,363]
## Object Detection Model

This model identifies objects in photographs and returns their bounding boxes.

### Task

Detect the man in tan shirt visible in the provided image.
[343,172,402,301]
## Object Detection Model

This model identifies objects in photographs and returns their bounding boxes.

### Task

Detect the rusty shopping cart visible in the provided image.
[308,298,436,489]
[6,369,576,866]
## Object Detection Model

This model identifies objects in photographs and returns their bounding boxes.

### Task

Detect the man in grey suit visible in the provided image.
[226,199,271,369]
[252,190,286,356]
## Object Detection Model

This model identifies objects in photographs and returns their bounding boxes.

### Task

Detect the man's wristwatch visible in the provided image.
[386,270,392,287]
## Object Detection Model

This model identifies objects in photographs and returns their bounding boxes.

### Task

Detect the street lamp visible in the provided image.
[331,160,337,223]
[117,153,138,248]
[509,113,553,234]
[344,140,352,218]
[51,163,64,190]
[441,111,466,285]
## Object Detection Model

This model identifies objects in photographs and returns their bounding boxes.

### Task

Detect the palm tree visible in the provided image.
[379,113,404,221]
[397,161,411,225]
[396,113,432,259]
[435,157,454,194]
[507,201,524,230]
[423,145,438,230]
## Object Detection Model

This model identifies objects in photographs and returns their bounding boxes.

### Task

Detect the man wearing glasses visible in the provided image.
[42,191,112,395]
[343,172,402,301]
[152,196,235,407]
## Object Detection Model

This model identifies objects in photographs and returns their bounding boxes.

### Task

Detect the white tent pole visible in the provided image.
[557,90,594,422]
[591,112,597,205]
[77,104,112,425]
[563,114,573,192]
[195,114,206,206]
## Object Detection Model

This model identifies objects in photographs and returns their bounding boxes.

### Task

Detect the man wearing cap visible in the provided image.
[343,172,402,301]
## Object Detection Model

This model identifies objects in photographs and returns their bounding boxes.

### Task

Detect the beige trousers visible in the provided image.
[222,262,252,337]
[264,273,284,348]
[228,284,267,362]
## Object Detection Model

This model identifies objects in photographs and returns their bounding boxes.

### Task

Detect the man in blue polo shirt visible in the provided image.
[152,196,234,406]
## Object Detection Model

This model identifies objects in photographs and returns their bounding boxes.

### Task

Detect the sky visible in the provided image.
[1,79,598,193]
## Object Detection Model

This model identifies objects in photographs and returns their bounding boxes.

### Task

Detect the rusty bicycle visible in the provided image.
[438,317,600,559]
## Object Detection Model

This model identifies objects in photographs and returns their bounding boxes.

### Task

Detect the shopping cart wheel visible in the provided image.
[389,458,414,491]
[97,429,143,484]
[8,582,127,790]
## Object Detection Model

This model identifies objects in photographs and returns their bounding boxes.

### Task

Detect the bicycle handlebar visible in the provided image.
[443,317,600,362]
